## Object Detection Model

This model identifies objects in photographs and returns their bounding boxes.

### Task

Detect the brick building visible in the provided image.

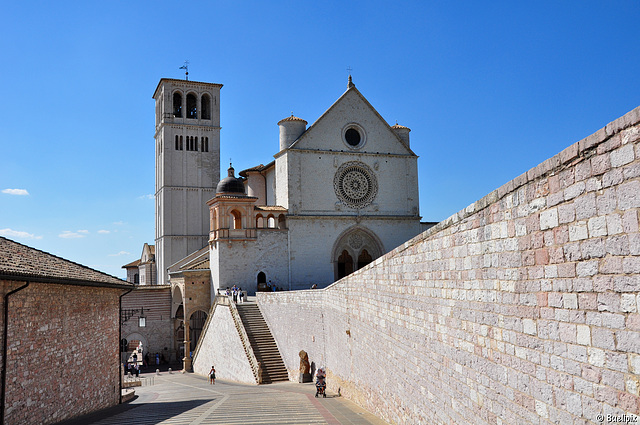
[0,237,132,425]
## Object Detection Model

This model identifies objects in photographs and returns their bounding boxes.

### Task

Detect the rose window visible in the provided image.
[334,162,378,209]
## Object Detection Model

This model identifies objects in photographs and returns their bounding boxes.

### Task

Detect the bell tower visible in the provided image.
[153,78,222,285]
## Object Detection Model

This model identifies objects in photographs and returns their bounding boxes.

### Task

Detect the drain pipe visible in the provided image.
[1,281,30,425]
[118,287,133,403]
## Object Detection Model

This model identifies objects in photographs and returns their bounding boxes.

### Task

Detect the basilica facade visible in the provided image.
[134,76,428,359]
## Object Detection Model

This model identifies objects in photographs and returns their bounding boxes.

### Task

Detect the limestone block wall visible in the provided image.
[259,106,640,424]
[2,281,122,425]
[192,302,256,384]
[210,230,288,295]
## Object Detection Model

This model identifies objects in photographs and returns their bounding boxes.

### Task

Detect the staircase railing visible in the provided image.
[228,301,262,384]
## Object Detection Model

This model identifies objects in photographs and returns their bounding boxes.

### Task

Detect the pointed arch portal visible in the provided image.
[332,226,384,281]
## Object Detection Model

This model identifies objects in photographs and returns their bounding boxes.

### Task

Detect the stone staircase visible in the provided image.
[236,304,289,384]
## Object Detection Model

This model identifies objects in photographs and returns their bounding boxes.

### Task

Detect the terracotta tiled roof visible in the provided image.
[122,259,141,268]
[277,115,307,125]
[391,123,410,130]
[239,161,275,177]
[254,206,288,212]
[0,237,131,288]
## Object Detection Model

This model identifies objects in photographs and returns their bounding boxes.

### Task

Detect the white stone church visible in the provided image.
[122,75,431,360]
[142,76,430,293]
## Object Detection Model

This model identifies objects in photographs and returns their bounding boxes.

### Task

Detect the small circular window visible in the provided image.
[345,128,361,146]
[342,123,366,149]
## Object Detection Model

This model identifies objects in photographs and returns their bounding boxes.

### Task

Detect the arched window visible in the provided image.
[201,94,211,120]
[202,137,208,152]
[186,93,197,119]
[337,250,354,279]
[230,210,242,229]
[179,135,183,150]
[175,135,179,150]
[173,92,183,117]
[267,215,276,228]
[195,137,198,151]
[256,214,264,228]
[190,136,194,151]
[357,249,373,270]
[277,214,286,229]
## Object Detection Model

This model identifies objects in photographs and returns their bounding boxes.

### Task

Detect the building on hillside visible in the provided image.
[0,236,132,425]
[122,243,156,285]
[207,76,430,296]
[139,75,434,368]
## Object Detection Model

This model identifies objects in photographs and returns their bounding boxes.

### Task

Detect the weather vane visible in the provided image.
[179,60,190,81]
[347,66,353,75]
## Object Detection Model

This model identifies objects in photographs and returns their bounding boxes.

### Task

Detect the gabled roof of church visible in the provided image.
[239,161,275,177]
[0,237,131,289]
[287,79,416,156]
[122,259,141,268]
[167,246,209,274]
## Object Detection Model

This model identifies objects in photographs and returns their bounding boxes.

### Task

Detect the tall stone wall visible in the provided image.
[258,106,640,424]
[3,281,122,425]
[192,301,255,384]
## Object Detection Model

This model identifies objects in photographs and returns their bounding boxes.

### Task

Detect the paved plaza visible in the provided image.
[60,372,388,425]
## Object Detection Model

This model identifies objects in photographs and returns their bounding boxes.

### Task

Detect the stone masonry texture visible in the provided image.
[2,281,122,425]
[258,106,640,424]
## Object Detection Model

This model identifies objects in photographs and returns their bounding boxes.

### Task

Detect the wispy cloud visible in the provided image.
[109,251,130,257]
[138,194,154,200]
[2,189,29,196]
[98,230,110,234]
[0,228,42,239]
[113,221,125,226]
[59,230,89,239]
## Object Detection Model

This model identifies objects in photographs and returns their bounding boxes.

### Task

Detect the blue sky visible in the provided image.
[1,1,639,279]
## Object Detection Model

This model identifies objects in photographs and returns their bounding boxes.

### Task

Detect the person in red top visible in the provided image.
[209,366,216,385]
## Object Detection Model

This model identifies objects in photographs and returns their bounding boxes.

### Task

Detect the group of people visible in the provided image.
[266,280,284,292]
[225,285,245,303]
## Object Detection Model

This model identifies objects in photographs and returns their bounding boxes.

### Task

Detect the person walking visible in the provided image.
[239,287,244,303]
[209,366,216,384]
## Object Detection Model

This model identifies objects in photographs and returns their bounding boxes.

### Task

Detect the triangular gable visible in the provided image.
[288,85,416,156]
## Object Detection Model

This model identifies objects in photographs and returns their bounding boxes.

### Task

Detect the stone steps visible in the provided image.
[236,304,288,384]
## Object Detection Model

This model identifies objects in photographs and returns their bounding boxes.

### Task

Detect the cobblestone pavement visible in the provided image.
[60,372,388,425]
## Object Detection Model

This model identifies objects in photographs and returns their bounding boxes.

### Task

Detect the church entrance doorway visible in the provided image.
[257,271,268,292]
[332,227,384,281]
[189,310,208,352]
[337,250,353,279]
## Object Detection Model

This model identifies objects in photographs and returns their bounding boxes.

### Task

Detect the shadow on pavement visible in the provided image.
[55,399,210,425]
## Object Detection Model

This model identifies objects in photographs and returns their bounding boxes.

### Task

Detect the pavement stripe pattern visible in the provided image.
[81,373,385,425]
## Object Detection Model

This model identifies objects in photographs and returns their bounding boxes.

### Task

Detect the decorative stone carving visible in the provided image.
[334,161,378,209]
[348,233,364,249]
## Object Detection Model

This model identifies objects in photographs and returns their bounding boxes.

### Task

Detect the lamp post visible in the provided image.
[138,307,146,327]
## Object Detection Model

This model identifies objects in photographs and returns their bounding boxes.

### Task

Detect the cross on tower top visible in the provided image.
[179,60,190,80]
